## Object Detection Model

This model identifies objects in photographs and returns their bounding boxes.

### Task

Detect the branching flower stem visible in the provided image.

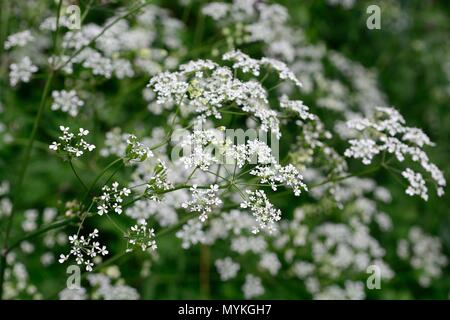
[81,157,124,207]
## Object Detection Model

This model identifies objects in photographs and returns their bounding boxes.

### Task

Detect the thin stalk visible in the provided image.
[82,157,124,205]
[199,245,210,299]
[0,55,55,301]
[309,165,382,189]
[105,213,126,234]
[6,216,79,254]
[69,160,88,191]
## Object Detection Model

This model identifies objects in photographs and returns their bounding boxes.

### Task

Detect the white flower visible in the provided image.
[398,227,448,287]
[280,95,315,121]
[242,274,264,299]
[78,128,89,136]
[58,254,68,264]
[85,260,94,272]
[49,142,59,151]
[99,246,108,256]
[182,184,222,222]
[51,90,84,117]
[240,189,281,234]
[148,56,284,138]
[49,125,96,158]
[176,219,205,249]
[259,252,281,275]
[223,50,261,76]
[250,163,307,196]
[344,139,380,165]
[82,51,113,78]
[215,257,240,281]
[125,135,153,164]
[59,230,108,271]
[261,57,302,88]
[231,236,267,255]
[9,56,38,86]
[402,169,429,201]
[202,3,230,20]
[90,229,99,238]
[59,288,87,300]
[126,221,157,252]
[179,129,223,170]
[96,182,131,216]
[113,59,134,79]
[344,107,446,198]
[85,273,140,300]
[4,30,34,49]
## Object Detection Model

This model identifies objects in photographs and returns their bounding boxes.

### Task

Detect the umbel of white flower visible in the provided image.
[58,229,108,272]
[125,221,157,253]
[9,56,38,87]
[240,189,282,234]
[96,181,131,215]
[125,134,154,164]
[51,90,84,117]
[344,107,446,200]
[4,30,34,50]
[49,126,96,159]
[182,184,223,222]
[145,160,173,193]
[148,51,304,140]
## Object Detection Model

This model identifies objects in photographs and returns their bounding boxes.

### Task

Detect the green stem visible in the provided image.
[69,160,88,191]
[309,165,382,189]
[0,70,55,300]
[105,213,125,234]
[6,216,79,254]
[82,157,123,205]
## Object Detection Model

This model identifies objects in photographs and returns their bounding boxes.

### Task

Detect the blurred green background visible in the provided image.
[0,0,449,299]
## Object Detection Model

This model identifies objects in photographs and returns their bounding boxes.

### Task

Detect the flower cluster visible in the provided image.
[179,129,224,170]
[51,90,84,117]
[49,126,96,159]
[344,107,446,200]
[176,219,205,249]
[182,184,222,222]
[4,30,34,49]
[96,182,131,215]
[242,274,265,299]
[58,229,108,272]
[240,189,281,234]
[9,56,38,86]
[226,139,276,167]
[144,160,174,200]
[125,221,157,253]
[125,135,153,164]
[250,163,307,196]
[4,0,449,301]
[280,95,315,121]
[215,257,240,281]
[223,50,261,76]
[148,52,304,139]
[59,269,140,300]
[397,227,448,287]
[259,252,282,276]
[401,168,429,201]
